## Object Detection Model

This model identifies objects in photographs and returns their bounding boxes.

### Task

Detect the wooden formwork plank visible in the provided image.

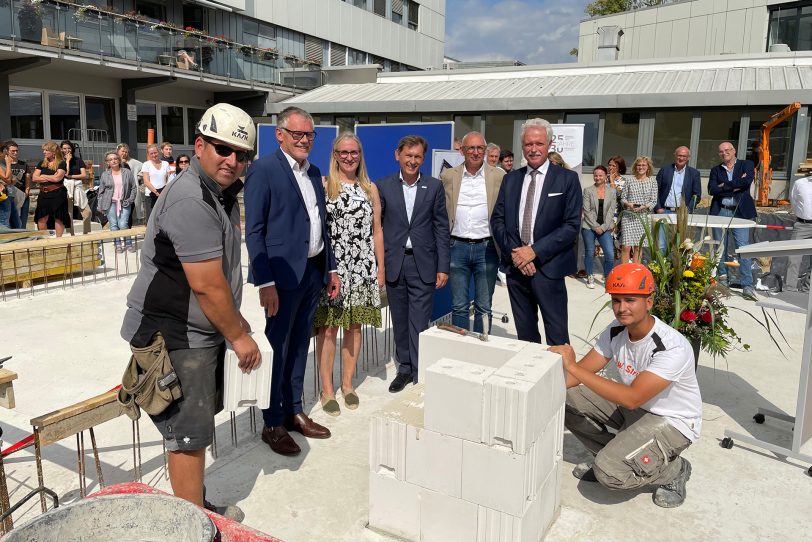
[31,390,124,446]
[0,369,17,409]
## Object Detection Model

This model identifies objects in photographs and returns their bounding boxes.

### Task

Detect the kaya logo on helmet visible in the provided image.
[605,263,655,295]
[197,103,256,152]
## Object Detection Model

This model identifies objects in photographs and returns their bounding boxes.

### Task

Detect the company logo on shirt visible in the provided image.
[615,359,639,378]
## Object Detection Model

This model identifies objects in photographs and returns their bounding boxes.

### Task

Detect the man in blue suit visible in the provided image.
[709,141,757,301]
[655,146,703,252]
[244,106,340,456]
[377,135,450,393]
[491,118,582,346]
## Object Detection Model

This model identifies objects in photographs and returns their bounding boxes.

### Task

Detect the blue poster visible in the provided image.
[355,122,454,182]
[256,124,338,174]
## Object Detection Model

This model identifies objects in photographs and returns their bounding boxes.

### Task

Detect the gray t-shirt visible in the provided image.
[121,157,243,350]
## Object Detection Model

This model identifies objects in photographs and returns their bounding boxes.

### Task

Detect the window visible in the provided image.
[454,115,482,140]
[392,0,403,24]
[564,112,599,167]
[85,96,116,142]
[652,111,693,167]
[183,5,207,32]
[747,108,793,173]
[696,110,742,169]
[484,114,518,152]
[161,106,185,145]
[243,19,276,50]
[601,112,640,167]
[49,94,80,142]
[10,90,43,139]
[407,0,419,30]
[330,44,347,66]
[187,107,206,144]
[134,0,166,22]
[348,48,366,65]
[137,103,157,144]
[767,5,812,51]
[373,0,386,17]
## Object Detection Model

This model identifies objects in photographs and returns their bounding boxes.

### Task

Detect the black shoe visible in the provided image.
[572,462,598,482]
[389,373,412,393]
[653,457,692,508]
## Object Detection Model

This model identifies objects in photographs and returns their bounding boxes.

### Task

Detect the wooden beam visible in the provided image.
[0,227,146,254]
[31,390,124,446]
[0,369,17,409]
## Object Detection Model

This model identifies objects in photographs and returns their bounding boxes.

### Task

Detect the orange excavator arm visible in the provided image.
[757,101,801,206]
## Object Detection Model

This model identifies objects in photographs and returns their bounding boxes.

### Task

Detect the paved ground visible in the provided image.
[2,256,811,541]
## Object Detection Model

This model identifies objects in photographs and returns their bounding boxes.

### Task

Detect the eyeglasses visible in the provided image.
[464,146,486,153]
[178,160,190,164]
[281,127,317,141]
[335,150,359,159]
[202,136,250,162]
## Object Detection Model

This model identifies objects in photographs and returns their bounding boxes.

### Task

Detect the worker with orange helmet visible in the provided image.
[549,263,702,508]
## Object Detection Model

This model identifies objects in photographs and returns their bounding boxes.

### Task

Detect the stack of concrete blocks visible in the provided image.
[369,328,566,541]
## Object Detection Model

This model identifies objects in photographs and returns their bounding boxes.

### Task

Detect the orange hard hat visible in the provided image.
[605,263,655,295]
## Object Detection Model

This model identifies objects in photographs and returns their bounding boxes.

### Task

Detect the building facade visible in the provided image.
[280,0,812,197]
[0,0,445,168]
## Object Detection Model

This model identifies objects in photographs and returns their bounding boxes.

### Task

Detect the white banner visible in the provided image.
[550,123,585,187]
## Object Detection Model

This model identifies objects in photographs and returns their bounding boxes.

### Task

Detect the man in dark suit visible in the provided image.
[491,118,582,346]
[244,106,341,456]
[377,135,450,392]
[655,146,703,252]
[709,141,757,300]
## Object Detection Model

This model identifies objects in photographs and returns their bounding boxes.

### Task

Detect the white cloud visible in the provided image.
[444,0,589,65]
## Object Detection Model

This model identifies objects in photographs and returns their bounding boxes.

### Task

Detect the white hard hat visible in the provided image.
[197,103,256,151]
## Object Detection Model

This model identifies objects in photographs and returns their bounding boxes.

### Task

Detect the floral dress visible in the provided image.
[620,176,658,248]
[313,182,382,329]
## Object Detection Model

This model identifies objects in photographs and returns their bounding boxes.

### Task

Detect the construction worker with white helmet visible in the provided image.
[120,102,259,518]
[549,263,702,508]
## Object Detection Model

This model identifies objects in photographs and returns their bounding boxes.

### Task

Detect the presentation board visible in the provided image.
[550,123,586,186]
[431,149,465,179]
[355,122,454,181]
[256,124,338,173]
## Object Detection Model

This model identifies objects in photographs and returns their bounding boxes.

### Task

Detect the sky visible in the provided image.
[443,0,593,65]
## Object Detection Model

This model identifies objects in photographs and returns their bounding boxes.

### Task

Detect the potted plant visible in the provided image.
[17,0,42,42]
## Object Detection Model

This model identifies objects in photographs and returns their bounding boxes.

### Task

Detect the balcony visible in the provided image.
[0,0,324,91]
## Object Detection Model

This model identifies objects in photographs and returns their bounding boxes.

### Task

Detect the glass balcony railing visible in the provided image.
[1,0,323,91]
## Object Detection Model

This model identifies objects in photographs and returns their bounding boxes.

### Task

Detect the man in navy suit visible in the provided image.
[244,106,341,456]
[709,141,757,301]
[377,135,450,393]
[655,146,703,252]
[491,118,582,346]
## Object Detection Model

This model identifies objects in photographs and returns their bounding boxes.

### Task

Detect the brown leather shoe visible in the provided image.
[284,413,331,439]
[261,426,301,456]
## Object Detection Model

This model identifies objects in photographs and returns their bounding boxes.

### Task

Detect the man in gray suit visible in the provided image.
[440,131,505,333]
[377,135,450,393]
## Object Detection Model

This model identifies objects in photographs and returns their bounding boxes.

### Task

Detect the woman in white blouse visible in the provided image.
[141,143,169,222]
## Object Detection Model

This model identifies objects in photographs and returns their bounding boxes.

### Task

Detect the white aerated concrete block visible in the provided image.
[420,488,478,542]
[223,346,272,410]
[483,374,544,455]
[405,425,463,497]
[418,327,524,383]
[369,385,425,479]
[461,439,540,517]
[368,472,420,541]
[539,461,562,536]
[425,358,497,442]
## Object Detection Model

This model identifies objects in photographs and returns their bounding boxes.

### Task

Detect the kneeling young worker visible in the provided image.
[550,263,701,508]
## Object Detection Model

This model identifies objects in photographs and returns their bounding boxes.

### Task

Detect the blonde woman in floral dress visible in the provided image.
[620,156,658,264]
[314,133,384,416]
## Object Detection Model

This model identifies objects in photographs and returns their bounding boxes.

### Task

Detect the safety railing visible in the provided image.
[1,0,323,91]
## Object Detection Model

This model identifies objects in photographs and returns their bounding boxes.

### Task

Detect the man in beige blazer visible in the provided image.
[440,132,505,333]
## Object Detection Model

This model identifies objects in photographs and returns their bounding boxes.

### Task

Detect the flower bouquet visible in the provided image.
[643,203,785,359]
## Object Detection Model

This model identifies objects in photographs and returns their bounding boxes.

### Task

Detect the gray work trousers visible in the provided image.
[785,221,812,292]
[565,385,691,490]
